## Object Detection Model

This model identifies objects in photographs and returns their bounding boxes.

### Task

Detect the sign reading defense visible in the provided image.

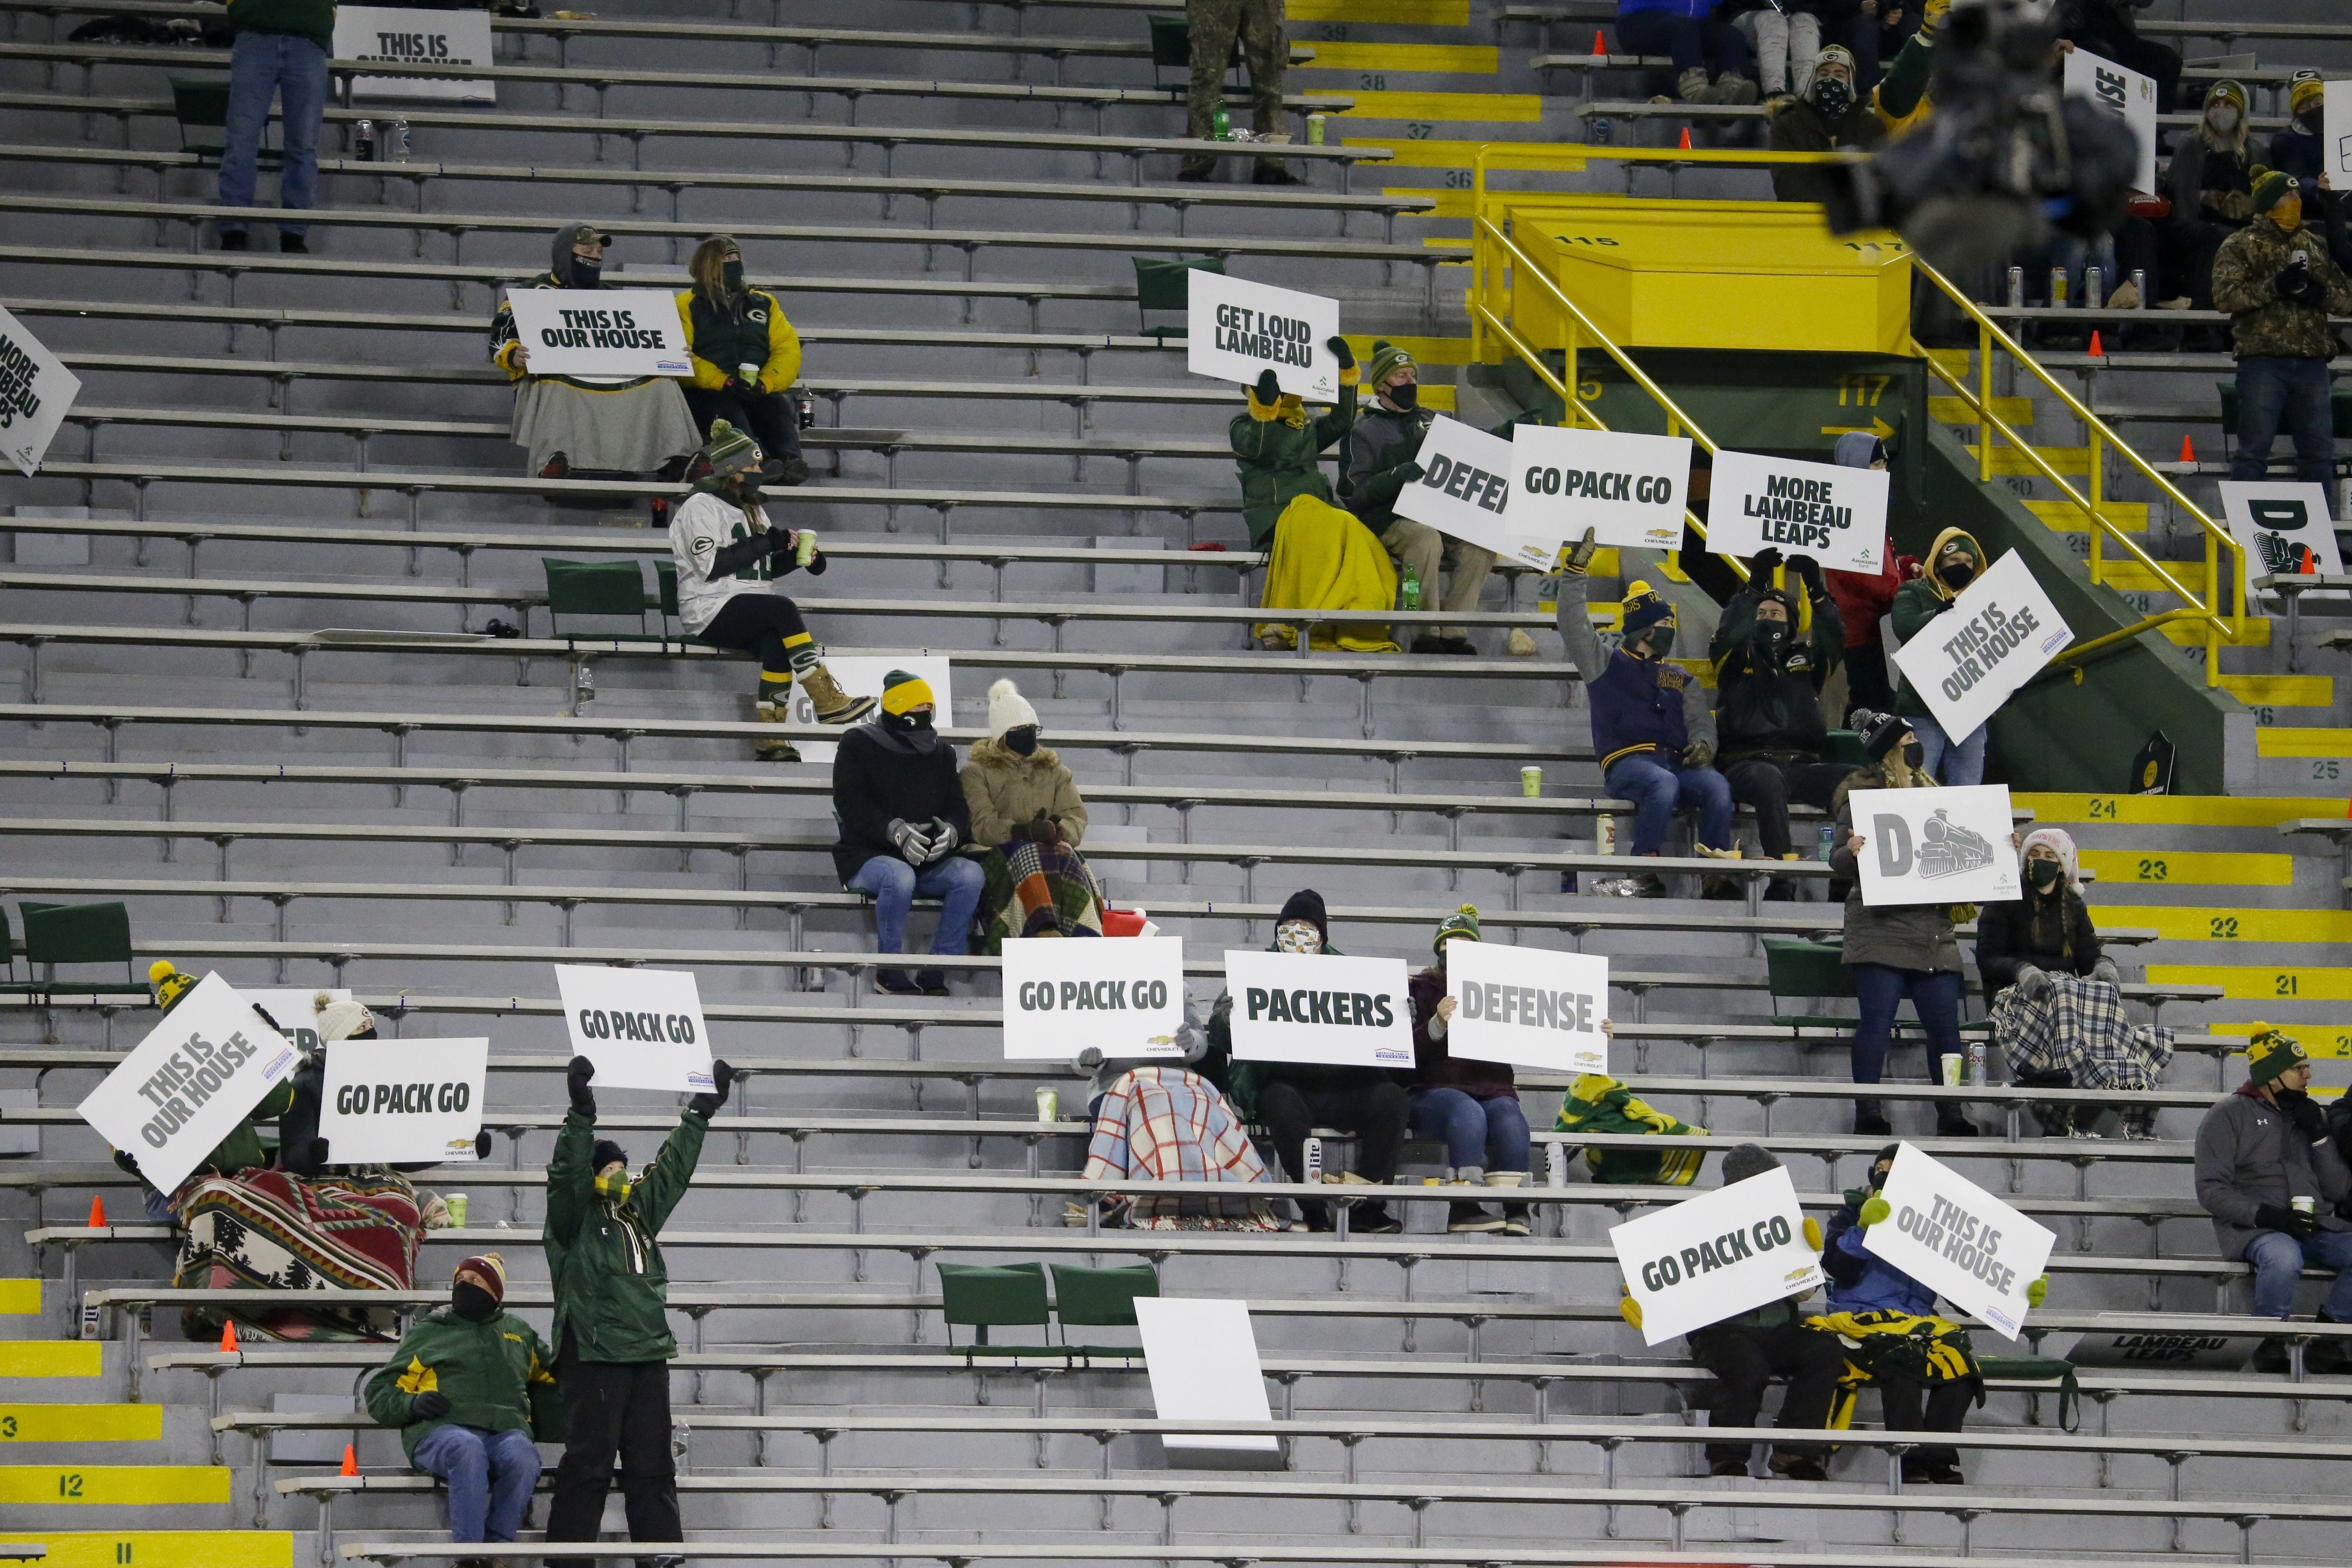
[1611,1165,1823,1345]
[334,5,495,101]
[1890,549,2073,740]
[1704,448,1888,573]
[318,1037,490,1165]
[1508,424,1691,552]
[1444,942,1609,1075]
[2218,480,2345,601]
[2063,48,2158,195]
[1222,951,1413,1069]
[554,964,715,1094]
[1186,271,1341,402]
[77,975,302,1195]
[1003,935,1186,1061]
[0,304,81,477]
[1862,1143,2055,1340]
[1850,783,2019,907]
[503,289,693,378]
[1396,416,1545,566]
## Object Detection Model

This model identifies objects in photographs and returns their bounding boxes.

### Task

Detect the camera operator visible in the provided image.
[2214,171,2352,489]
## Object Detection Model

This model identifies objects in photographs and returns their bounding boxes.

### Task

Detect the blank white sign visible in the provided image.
[1134,1297,1277,1453]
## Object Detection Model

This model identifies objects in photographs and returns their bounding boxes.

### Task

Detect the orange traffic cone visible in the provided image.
[340,1443,358,1477]
[218,1319,238,1354]
[86,1194,105,1228]
[1678,126,1693,150]
[2087,329,2104,358]
[2179,433,2195,463]
[1591,29,1607,56]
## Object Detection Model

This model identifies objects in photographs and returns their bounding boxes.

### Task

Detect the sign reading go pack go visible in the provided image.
[554,964,716,1094]
[1002,935,1187,1061]
[319,1036,489,1165]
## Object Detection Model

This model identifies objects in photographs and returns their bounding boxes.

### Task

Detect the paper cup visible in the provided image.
[1940,1056,1963,1088]
[1035,1088,1059,1123]
[446,1193,469,1228]
[1521,766,1542,798]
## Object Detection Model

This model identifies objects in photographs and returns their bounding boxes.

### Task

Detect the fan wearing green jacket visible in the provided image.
[542,1054,732,1568]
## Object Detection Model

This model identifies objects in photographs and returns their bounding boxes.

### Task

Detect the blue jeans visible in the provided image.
[2229,357,2337,487]
[412,1423,542,1543]
[1848,963,1963,1088]
[219,31,328,237]
[1903,714,1985,788]
[849,853,985,956]
[1613,8,1753,78]
[2243,1228,2352,1320]
[1408,1085,1530,1174]
[1602,752,1734,857]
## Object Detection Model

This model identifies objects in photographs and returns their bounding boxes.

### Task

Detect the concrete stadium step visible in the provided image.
[7,1531,293,1568]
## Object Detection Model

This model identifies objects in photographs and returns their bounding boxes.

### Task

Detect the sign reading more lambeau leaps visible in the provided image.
[1611,1165,1823,1345]
[1222,950,1413,1069]
[1002,936,1186,1061]
[1444,942,1609,1075]
[554,964,716,1094]
[1850,783,2019,907]
[335,5,495,101]
[1186,271,1341,402]
[1703,448,1888,573]
[319,1037,490,1165]
[0,304,81,477]
[504,290,693,379]
[77,975,303,1195]
[1890,549,2073,740]
[1508,424,1692,552]
[1862,1142,2055,1340]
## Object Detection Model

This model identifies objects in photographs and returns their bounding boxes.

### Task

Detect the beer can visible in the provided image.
[446,1192,469,1227]
[1306,113,1326,145]
[2005,265,2024,309]
[1596,813,1617,856]
[391,118,412,163]
[1034,1088,1058,1123]
[2082,264,2105,310]
[1520,766,1542,798]
[353,118,375,162]
[1302,1135,1324,1186]
[2048,266,2068,308]
[1966,1040,1987,1086]
[2130,268,2147,308]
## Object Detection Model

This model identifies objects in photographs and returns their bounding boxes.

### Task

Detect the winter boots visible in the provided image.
[1674,66,1760,106]
[751,664,876,763]
[799,664,878,724]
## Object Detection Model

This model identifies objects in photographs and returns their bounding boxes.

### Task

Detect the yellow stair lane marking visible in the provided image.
[2087,904,2352,943]
[1929,395,2033,426]
[0,1406,163,1443]
[1416,383,1456,412]
[2093,559,2196,593]
[1294,42,1498,74]
[1927,348,1972,382]
[2258,727,2352,758]
[2024,499,2148,533]
[0,1280,39,1315]
[0,1465,232,1506]
[1290,0,1470,25]
[19,1533,293,1568]
[1344,137,1579,170]
[0,1343,101,1379]
[2014,792,2339,826]
[1337,90,1543,122]
[2162,617,2267,647]
[1963,442,2090,476]
[1388,186,1471,219]
[1340,334,1472,366]
[2146,965,2352,1002]
[2219,674,2334,708]
[2076,848,2293,887]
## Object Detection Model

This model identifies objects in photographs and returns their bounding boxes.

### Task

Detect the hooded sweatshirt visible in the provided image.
[1888,526,1983,719]
[490,222,621,382]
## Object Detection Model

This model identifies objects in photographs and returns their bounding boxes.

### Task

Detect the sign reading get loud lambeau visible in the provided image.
[1186,271,1341,402]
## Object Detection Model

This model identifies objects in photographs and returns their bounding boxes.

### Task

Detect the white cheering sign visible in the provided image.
[1444,942,1609,1075]
[1850,783,2019,907]
[76,975,302,1195]
[318,1037,489,1166]
[1186,270,1341,401]
[1891,549,2073,740]
[2220,481,2345,602]
[0,304,80,478]
[336,5,495,101]
[1704,448,1888,573]
[504,289,693,379]
[1222,950,1413,1069]
[1509,424,1691,552]
[1396,416,1553,570]
[2063,49,2157,196]
[1611,1166,1823,1345]
[2332,82,2352,182]
[1862,1143,2055,1340]
[1135,1298,1279,1455]
[554,965,715,1094]
[1003,936,1186,1061]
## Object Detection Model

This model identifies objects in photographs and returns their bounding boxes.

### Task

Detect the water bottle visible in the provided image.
[1545,1142,1567,1188]
[1302,1136,1323,1187]
[796,393,815,430]
[1817,824,1837,862]
[1400,564,1422,612]
[1590,117,1612,145]
[391,118,412,163]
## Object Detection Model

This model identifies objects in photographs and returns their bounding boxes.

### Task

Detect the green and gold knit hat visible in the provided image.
[702,418,762,479]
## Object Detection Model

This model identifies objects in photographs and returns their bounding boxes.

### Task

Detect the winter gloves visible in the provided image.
[1561,526,1599,577]
[2026,1275,2048,1308]
[2277,255,2324,307]
[1010,811,1065,847]
[2012,964,2054,1002]
[1857,1193,1892,1228]
[2091,955,2121,986]
[686,1059,736,1119]
[1803,1215,1824,1252]
[409,1391,453,1421]
[2256,1202,2318,1241]
[1254,368,1281,403]
[2278,1087,2329,1144]
[926,818,960,859]
[1681,738,1715,768]
[1617,1291,1644,1330]
[888,818,962,865]
[567,1055,597,1120]
[1325,336,1353,370]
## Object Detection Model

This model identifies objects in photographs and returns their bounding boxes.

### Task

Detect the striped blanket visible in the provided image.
[1992,974,2173,1091]
[173,1166,424,1341]
[976,839,1106,953]
[1083,1067,1287,1231]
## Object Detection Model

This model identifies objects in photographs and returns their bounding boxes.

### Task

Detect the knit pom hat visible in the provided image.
[1723,1143,1780,1185]
[2290,73,2325,118]
[1433,903,1480,953]
[1811,44,1855,78]
[455,1252,507,1303]
[1276,888,1329,945]
[1621,580,1676,639]
[314,992,376,1043]
[149,960,196,1011]
[2206,79,2248,113]
[2246,1024,2310,1086]
[1853,708,1909,761]
[879,669,935,715]
[592,1139,629,1175]
[987,678,1040,739]
[2251,166,2296,216]
[701,418,763,479]
[1365,338,1415,391]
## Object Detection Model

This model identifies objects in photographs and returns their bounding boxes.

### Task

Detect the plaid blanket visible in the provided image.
[1991,974,2173,1091]
[976,839,1106,954]
[174,1166,423,1341]
[1082,1066,1287,1230]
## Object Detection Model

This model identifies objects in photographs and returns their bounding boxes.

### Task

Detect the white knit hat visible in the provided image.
[987,678,1040,740]
[314,992,377,1043]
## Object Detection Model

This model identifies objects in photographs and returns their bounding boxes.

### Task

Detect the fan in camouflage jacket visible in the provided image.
[2211,207,2352,360]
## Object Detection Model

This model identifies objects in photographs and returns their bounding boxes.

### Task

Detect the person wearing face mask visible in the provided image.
[1709,550,1852,890]
[365,1253,557,1568]
[1402,907,1534,1234]
[1346,340,1496,654]
[1555,534,1734,899]
[670,420,874,761]
[1889,527,1988,787]
[1831,711,1970,1138]
[831,670,985,995]
[544,1054,731,1568]
[1766,45,1886,206]
[1230,340,1359,553]
[2195,1029,2352,1372]
[489,222,701,484]
[1819,432,1908,725]
[675,235,808,487]
[2213,170,2352,489]
[2163,81,2256,312]
[1200,889,1407,1233]
[2268,74,2326,193]
[962,678,1106,948]
[278,995,497,1178]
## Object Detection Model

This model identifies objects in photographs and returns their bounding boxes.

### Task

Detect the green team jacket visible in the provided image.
[1229,381,1358,549]
[544,1108,708,1363]
[363,1308,559,1460]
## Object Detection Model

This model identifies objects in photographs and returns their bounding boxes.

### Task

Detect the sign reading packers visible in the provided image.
[1891,549,2073,740]
[1002,935,1186,1061]
[1703,448,1888,573]
[504,290,693,379]
[1863,1143,2055,1340]
[1222,950,1413,1069]
[1508,423,1692,552]
[554,964,716,1094]
[334,5,495,101]
[1186,270,1341,401]
[1444,941,1609,1074]
[1849,783,2019,907]
[318,1036,489,1165]
[76,975,302,1195]
[2218,481,2345,603]
[0,303,80,478]
[1610,1165,1823,1345]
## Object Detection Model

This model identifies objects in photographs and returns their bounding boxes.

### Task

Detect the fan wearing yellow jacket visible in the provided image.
[676,235,809,486]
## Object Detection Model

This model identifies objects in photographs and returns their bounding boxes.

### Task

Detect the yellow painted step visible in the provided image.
[1290,0,1469,22]
[1927,348,1972,382]
[18,1534,290,1568]
[1344,136,1582,171]
[0,1281,38,1315]
[1335,90,1540,122]
[2147,964,2352,1002]
[2087,904,2352,943]
[1296,42,1497,74]
[2076,848,2292,886]
[1389,186,1470,218]
[2024,499,2148,533]
[0,1466,230,1506]
[1930,395,2033,426]
[2220,673,2334,708]
[1411,383,1455,412]
[2015,792,2339,826]
[2257,728,2352,759]
[1340,333,1472,366]
[0,1406,162,1444]
[2162,617,2267,647]
[1963,443,2091,477]
[0,1343,100,1379]
[2093,559,2201,593]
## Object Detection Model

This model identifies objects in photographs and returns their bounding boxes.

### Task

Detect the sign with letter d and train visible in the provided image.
[1850,783,2019,907]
